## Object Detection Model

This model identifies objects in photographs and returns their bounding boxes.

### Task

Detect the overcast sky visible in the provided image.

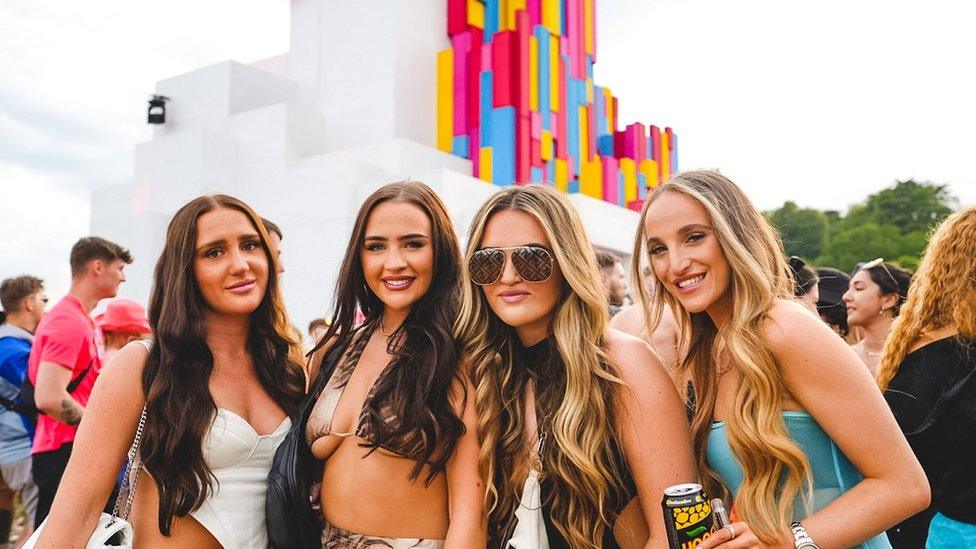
[1,0,974,301]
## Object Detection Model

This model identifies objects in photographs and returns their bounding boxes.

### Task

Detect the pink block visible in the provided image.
[469,127,480,175]
[467,28,483,128]
[452,32,471,136]
[550,113,558,133]
[566,0,579,79]
[528,0,541,26]
[516,10,531,115]
[481,42,492,71]
[530,112,541,139]
[602,155,619,203]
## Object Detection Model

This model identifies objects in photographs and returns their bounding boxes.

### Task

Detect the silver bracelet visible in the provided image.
[790,521,820,549]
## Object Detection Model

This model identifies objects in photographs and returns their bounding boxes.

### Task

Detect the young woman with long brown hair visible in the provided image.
[302,181,484,546]
[456,184,696,548]
[632,171,929,549]
[35,194,306,547]
[843,260,912,375]
[878,205,976,548]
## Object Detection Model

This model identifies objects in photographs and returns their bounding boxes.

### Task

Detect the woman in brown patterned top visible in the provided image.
[304,181,485,548]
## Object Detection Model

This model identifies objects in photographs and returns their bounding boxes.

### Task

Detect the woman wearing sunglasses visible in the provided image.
[456,185,696,548]
[302,181,484,547]
[877,206,976,548]
[842,259,912,375]
[632,171,928,549]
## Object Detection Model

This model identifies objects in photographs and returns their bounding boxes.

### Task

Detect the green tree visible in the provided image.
[766,201,828,260]
[815,223,904,273]
[862,180,956,234]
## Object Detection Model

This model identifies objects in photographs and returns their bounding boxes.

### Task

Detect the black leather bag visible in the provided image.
[267,344,344,549]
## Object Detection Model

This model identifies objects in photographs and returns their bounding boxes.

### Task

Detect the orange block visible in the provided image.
[580,156,603,199]
[479,147,493,182]
[541,130,554,161]
[640,159,660,189]
[436,49,454,153]
[555,158,569,192]
[620,157,637,202]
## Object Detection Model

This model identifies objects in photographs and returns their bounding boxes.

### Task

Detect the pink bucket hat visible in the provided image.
[97,299,151,334]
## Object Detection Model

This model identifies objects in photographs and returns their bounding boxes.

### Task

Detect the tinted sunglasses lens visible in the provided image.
[512,247,553,282]
[469,249,505,285]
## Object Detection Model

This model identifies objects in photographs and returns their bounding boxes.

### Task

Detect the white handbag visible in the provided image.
[507,437,550,549]
[23,406,148,548]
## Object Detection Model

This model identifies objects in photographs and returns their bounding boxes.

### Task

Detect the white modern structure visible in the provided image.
[91,0,639,329]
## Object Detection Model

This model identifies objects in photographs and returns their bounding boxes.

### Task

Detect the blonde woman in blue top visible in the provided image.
[632,171,929,549]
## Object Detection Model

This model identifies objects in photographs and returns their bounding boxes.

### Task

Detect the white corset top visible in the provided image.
[191,408,291,549]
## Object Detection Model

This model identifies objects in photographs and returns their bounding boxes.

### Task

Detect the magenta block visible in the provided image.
[516,10,531,115]
[467,29,483,129]
[492,31,516,107]
[448,0,467,36]
[602,155,619,204]
[452,32,471,136]
[528,0,541,26]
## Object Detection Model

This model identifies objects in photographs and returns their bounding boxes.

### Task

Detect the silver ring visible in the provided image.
[724,524,737,539]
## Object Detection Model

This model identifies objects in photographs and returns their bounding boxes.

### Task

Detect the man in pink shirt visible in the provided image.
[28,236,131,525]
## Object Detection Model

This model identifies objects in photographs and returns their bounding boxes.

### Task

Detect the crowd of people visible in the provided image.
[0,170,971,548]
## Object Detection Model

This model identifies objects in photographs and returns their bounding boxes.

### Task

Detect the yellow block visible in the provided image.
[467,0,485,29]
[529,37,539,111]
[584,0,594,55]
[555,158,569,192]
[549,35,559,113]
[640,159,660,189]
[579,105,589,162]
[540,130,553,161]
[586,78,593,103]
[580,156,603,199]
[661,131,671,180]
[603,87,613,133]
[542,0,560,34]
[479,147,493,182]
[436,49,453,153]
[502,0,525,30]
[620,157,637,202]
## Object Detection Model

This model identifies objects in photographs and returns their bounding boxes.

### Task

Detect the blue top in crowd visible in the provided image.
[708,411,891,549]
[0,322,36,464]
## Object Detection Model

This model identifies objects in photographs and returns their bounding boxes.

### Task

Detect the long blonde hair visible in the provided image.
[878,205,976,389]
[631,170,812,543]
[456,185,626,548]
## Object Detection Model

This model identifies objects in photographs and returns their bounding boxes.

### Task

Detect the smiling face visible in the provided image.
[192,207,269,317]
[842,269,895,327]
[478,209,564,345]
[644,192,733,320]
[361,201,434,318]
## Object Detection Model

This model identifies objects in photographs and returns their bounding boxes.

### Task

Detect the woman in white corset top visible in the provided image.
[303,181,485,547]
[37,194,306,547]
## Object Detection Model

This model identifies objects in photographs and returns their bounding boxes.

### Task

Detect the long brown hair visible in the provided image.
[455,185,627,548]
[878,205,976,389]
[142,194,305,534]
[631,171,812,543]
[310,181,465,482]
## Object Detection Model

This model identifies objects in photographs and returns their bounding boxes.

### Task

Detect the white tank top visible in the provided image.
[134,340,291,548]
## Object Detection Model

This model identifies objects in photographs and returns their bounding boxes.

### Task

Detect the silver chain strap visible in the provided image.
[111,406,148,522]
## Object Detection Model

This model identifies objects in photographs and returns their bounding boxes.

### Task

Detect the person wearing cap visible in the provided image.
[788,256,820,315]
[95,300,150,365]
[816,267,853,341]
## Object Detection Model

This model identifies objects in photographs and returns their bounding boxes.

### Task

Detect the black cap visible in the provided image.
[816,267,850,307]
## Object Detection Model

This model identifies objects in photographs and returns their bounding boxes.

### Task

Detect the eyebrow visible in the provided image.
[478,242,550,250]
[196,233,261,252]
[646,223,713,244]
[363,233,430,242]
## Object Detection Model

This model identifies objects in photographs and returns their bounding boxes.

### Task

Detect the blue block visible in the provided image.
[617,171,625,207]
[671,132,678,171]
[485,0,498,38]
[547,160,555,184]
[586,55,594,77]
[638,173,648,199]
[568,180,580,193]
[559,0,566,34]
[490,107,516,186]
[536,25,551,130]
[480,71,493,144]
[599,135,614,156]
[530,167,543,183]
[452,135,470,158]
[646,136,654,160]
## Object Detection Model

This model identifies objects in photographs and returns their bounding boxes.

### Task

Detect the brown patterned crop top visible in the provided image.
[304,323,424,459]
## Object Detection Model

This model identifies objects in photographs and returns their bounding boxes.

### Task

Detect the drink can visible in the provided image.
[662,483,714,549]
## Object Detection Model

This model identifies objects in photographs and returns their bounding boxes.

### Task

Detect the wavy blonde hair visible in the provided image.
[878,205,976,390]
[456,185,627,548]
[631,170,812,543]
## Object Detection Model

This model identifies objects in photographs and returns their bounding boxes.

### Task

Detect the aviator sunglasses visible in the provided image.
[468,246,555,285]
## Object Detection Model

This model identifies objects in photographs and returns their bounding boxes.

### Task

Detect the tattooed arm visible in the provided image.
[35,361,86,425]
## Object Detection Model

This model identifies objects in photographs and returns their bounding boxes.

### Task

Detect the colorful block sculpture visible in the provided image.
[439,0,678,206]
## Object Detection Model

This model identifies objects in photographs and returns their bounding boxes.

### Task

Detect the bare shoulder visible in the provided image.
[761,298,832,354]
[98,340,150,388]
[604,329,671,387]
[608,304,646,339]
